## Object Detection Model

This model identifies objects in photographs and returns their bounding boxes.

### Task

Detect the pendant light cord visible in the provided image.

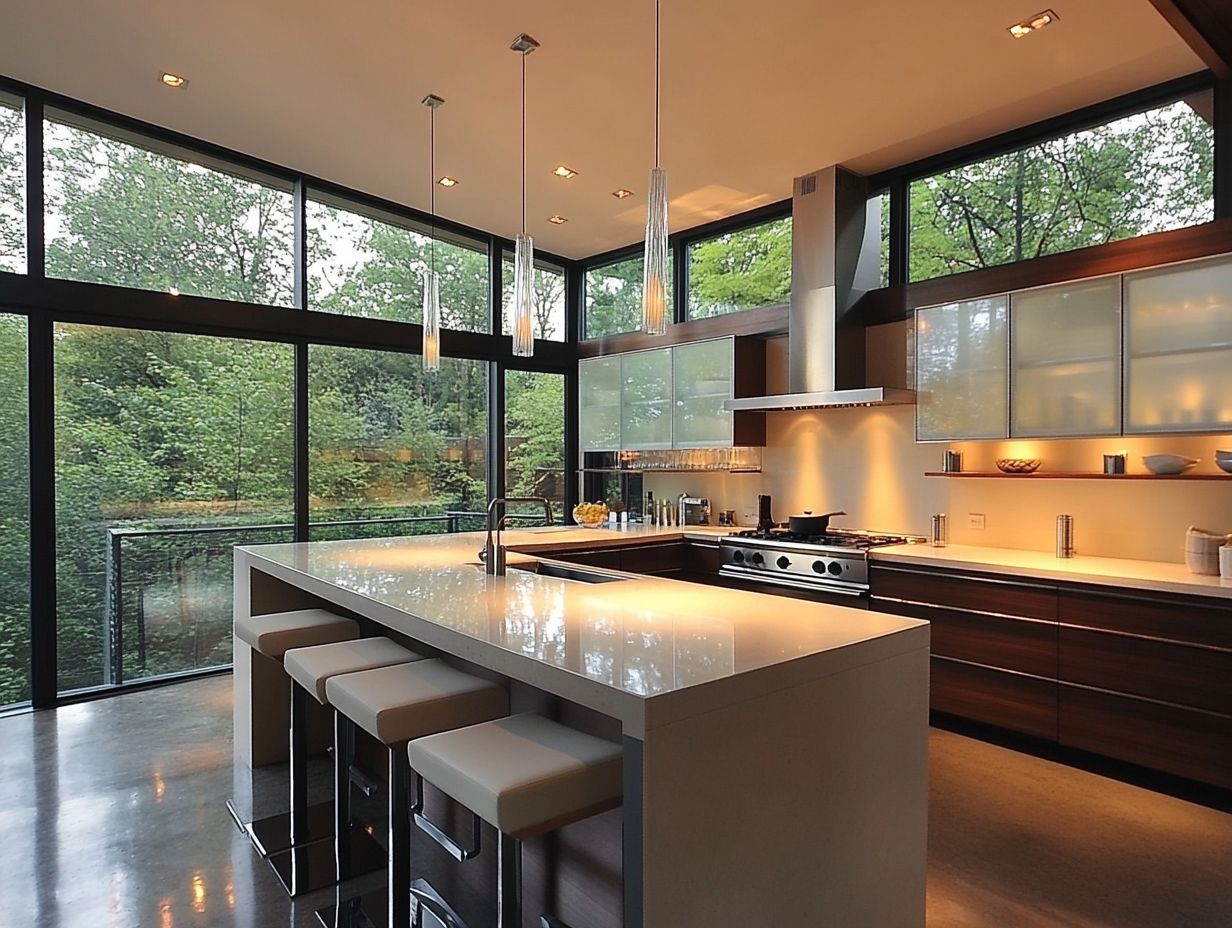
[654,0,661,168]
[429,104,436,274]
[521,50,527,235]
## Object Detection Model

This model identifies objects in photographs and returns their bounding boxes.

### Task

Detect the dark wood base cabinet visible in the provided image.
[870,564,1232,790]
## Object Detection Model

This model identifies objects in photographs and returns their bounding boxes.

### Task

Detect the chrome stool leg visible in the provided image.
[497,833,522,928]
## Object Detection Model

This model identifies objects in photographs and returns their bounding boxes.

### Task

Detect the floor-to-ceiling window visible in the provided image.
[43,111,295,306]
[308,348,489,540]
[504,370,566,519]
[53,326,294,693]
[308,193,490,332]
[0,313,29,706]
[0,93,25,273]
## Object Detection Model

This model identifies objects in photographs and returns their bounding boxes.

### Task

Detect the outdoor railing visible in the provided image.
[102,509,548,686]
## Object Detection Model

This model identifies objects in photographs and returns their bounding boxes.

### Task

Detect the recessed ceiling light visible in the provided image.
[612,188,634,199]
[547,215,568,224]
[552,165,578,179]
[160,71,188,88]
[437,176,459,187]
[1008,9,1057,38]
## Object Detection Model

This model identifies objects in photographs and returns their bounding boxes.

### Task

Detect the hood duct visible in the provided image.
[726,166,914,412]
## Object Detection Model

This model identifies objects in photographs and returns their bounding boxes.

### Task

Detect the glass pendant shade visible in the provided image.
[642,166,669,335]
[421,269,441,372]
[511,232,535,357]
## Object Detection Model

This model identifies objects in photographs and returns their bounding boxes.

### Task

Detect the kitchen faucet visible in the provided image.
[481,496,553,575]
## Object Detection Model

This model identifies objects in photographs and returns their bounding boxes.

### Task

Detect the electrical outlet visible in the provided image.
[968,513,986,530]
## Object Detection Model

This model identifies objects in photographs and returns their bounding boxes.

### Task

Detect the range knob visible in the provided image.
[827,561,843,576]
[731,549,745,563]
[776,555,791,569]
[750,551,765,566]
[812,560,828,574]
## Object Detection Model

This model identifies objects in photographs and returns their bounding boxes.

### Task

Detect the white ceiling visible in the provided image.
[0,1,1202,259]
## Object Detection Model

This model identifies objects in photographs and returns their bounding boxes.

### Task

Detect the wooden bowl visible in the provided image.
[995,458,1042,474]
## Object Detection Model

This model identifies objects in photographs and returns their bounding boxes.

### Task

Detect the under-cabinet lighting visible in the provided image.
[437,175,459,187]
[1008,9,1057,38]
[160,72,188,88]
[552,164,578,178]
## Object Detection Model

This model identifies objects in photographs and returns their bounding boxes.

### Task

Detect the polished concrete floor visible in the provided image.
[1,676,1230,928]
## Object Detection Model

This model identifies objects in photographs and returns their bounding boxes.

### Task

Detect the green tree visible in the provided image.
[687,217,792,318]
[0,102,23,271]
[909,99,1214,281]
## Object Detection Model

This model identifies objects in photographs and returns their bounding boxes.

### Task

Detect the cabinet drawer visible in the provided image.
[872,566,1057,620]
[1059,685,1232,790]
[1059,589,1232,650]
[682,541,720,573]
[1059,628,1232,715]
[878,599,1056,677]
[931,658,1057,740]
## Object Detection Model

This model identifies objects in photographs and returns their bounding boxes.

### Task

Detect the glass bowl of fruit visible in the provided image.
[572,501,609,528]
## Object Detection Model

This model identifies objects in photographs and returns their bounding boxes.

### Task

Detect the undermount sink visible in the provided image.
[509,561,629,584]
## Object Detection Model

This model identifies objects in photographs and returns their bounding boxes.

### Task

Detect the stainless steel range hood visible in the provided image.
[726,167,915,412]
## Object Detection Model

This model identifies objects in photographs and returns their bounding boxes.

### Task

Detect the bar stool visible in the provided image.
[228,609,360,855]
[318,660,509,928]
[407,713,624,928]
[268,636,427,896]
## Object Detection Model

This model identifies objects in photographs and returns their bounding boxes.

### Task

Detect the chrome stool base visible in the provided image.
[315,879,468,928]
[247,799,336,856]
[268,824,385,897]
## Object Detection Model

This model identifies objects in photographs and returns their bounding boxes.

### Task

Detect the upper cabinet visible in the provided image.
[621,347,675,450]
[917,254,1232,440]
[673,339,735,448]
[1011,278,1121,438]
[916,297,1008,441]
[578,337,765,451]
[579,356,622,451]
[1124,256,1232,434]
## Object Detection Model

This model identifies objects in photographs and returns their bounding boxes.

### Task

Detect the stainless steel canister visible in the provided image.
[1056,514,1075,558]
[931,514,948,547]
[943,450,963,473]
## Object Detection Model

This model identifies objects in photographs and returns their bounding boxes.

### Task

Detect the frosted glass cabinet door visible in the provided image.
[1125,256,1232,433]
[673,338,734,447]
[1011,278,1121,437]
[916,297,1009,440]
[621,347,674,449]
[579,356,622,451]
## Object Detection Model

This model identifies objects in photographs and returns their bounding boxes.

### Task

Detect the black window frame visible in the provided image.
[0,73,582,710]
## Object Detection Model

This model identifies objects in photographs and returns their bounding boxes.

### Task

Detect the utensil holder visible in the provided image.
[1221,544,1232,580]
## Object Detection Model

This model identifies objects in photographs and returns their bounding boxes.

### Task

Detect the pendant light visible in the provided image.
[510,33,540,357]
[421,93,444,372]
[642,0,668,336]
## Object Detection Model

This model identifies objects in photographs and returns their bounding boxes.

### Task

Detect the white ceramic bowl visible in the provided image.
[1143,453,1198,475]
[1216,450,1232,474]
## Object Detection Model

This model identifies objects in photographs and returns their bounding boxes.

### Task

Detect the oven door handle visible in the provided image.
[718,564,869,596]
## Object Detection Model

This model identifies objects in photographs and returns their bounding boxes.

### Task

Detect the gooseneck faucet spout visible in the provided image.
[480,496,553,576]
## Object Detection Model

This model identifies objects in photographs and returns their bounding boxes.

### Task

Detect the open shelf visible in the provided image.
[925,471,1231,480]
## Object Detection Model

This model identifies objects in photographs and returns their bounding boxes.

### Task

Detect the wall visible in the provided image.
[644,325,1232,564]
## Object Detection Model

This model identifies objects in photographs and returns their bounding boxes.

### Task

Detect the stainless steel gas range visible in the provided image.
[718,528,921,605]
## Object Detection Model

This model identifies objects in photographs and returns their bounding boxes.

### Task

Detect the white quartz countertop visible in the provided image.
[238,526,927,735]
[871,543,1232,600]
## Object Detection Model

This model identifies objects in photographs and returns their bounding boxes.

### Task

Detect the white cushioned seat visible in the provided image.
[284,638,426,704]
[325,660,507,746]
[407,713,623,839]
[234,609,359,659]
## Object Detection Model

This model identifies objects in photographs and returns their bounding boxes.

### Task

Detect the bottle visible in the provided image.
[646,491,655,525]
[931,514,948,547]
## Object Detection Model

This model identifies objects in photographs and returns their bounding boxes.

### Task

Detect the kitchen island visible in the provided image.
[233,526,930,928]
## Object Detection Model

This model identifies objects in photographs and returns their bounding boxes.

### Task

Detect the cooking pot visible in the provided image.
[788,510,846,536]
